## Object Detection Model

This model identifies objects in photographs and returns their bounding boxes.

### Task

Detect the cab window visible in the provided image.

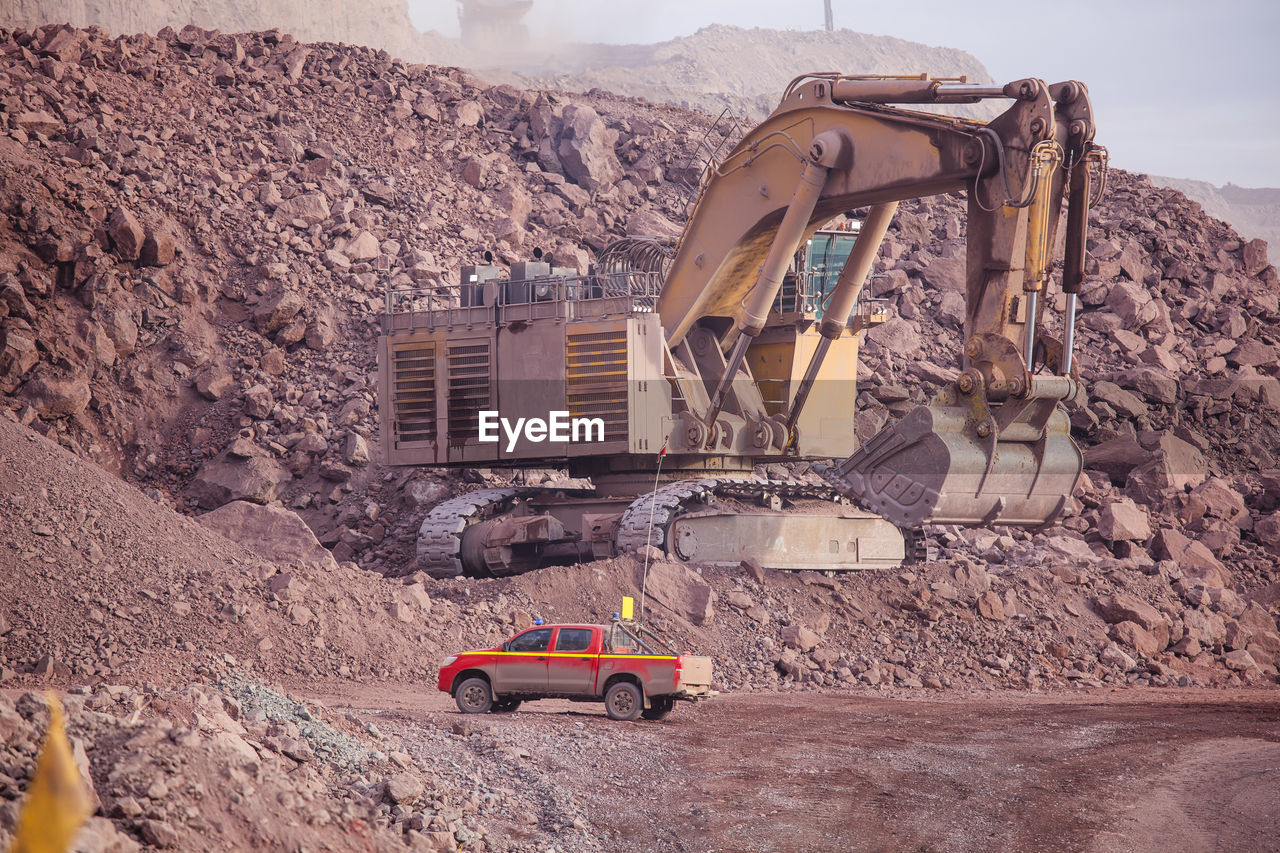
[555,628,593,652]
[508,628,552,652]
[605,624,637,654]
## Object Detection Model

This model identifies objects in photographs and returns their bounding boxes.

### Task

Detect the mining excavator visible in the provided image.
[378,73,1108,578]
[458,1,533,47]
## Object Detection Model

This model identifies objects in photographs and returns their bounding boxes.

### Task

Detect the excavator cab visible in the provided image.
[774,223,864,317]
[804,225,859,318]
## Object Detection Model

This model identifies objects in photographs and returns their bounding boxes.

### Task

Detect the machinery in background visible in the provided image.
[458,0,533,47]
[379,72,1108,578]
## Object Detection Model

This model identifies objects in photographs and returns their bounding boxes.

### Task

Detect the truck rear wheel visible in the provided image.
[642,696,675,721]
[604,681,643,721]
[455,677,493,714]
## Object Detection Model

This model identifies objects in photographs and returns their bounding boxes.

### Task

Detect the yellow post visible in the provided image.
[621,596,634,620]
[12,693,92,853]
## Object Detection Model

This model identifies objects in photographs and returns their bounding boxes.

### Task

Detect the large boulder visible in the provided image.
[556,104,623,192]
[141,229,176,266]
[626,208,681,238]
[1084,436,1147,482]
[20,365,91,419]
[199,501,336,570]
[242,385,275,419]
[1109,366,1177,405]
[1191,478,1247,521]
[0,326,39,394]
[252,288,305,334]
[15,110,61,136]
[780,624,821,652]
[921,256,965,292]
[864,317,922,358]
[273,191,330,227]
[1109,621,1162,657]
[1181,608,1228,648]
[1098,499,1151,542]
[1091,381,1148,418]
[187,454,291,509]
[1105,279,1157,327]
[107,206,145,261]
[1125,433,1209,504]
[1243,238,1271,277]
[1095,593,1171,649]
[1154,529,1232,588]
[344,231,381,261]
[632,561,715,626]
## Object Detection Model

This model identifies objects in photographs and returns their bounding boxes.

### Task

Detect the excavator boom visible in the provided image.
[658,73,1106,528]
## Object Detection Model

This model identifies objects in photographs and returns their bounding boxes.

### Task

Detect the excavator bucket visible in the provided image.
[828,400,1082,528]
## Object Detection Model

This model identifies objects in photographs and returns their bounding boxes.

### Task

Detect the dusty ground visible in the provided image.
[304,684,1280,853]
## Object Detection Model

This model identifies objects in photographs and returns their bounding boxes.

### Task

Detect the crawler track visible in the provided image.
[416,477,925,577]
[413,487,538,578]
[615,477,853,556]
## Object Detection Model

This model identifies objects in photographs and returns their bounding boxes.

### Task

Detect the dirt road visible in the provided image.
[305,685,1280,852]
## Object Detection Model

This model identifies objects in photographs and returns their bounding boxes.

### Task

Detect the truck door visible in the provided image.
[547,627,597,694]
[495,627,552,692]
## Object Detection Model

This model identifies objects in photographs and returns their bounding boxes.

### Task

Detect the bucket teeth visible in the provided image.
[828,402,1082,528]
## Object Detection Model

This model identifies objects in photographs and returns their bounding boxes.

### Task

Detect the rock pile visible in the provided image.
[0,685,530,853]
[0,414,445,686]
[2,22,1280,696]
[0,22,700,575]
[0,0,470,75]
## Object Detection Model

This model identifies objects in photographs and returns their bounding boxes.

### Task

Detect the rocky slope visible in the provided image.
[0,22,707,569]
[1151,175,1280,255]
[499,24,1001,122]
[0,0,469,69]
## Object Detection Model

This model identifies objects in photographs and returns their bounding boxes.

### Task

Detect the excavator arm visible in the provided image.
[657,74,1108,528]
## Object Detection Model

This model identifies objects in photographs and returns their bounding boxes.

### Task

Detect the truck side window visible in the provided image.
[555,628,593,652]
[508,628,552,652]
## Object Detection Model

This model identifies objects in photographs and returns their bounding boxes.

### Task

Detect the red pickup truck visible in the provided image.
[438,620,714,721]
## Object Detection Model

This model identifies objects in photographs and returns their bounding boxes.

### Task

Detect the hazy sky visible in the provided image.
[410,0,1278,187]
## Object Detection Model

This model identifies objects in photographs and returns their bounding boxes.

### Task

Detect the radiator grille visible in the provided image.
[566,330,628,442]
[391,343,436,446]
[447,342,491,442]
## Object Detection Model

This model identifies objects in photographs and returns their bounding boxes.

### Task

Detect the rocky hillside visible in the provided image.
[2,19,1280,684]
[0,0,468,68]
[1151,175,1280,257]
[3,0,1002,123]
[0,22,713,570]
[499,24,1001,121]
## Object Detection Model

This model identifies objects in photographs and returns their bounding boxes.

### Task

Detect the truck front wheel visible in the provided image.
[455,677,493,714]
[604,681,643,721]
[642,696,675,721]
